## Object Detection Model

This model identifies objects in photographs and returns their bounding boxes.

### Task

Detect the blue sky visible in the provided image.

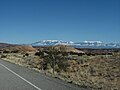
[0,0,120,44]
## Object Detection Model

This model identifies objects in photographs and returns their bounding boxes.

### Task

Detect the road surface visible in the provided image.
[0,59,87,90]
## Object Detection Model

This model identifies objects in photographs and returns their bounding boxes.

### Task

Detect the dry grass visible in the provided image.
[1,52,120,90]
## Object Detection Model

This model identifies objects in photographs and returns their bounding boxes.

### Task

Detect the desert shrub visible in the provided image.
[11,50,19,53]
[41,51,70,72]
[1,55,7,58]
[3,50,10,53]
[23,53,29,57]
[77,56,88,64]
[25,53,29,56]
[58,60,70,71]
[35,52,40,56]
[42,62,48,70]
[35,51,44,56]
[41,46,79,72]
[54,64,60,72]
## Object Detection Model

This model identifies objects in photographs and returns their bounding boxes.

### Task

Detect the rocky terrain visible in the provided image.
[0,45,120,90]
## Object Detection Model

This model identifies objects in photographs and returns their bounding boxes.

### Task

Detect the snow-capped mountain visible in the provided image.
[31,40,74,46]
[31,40,120,48]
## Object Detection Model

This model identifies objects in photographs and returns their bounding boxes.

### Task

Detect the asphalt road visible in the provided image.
[0,59,87,90]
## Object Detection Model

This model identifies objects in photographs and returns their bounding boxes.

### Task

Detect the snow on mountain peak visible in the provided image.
[84,41,102,43]
[43,40,61,42]
[31,40,120,48]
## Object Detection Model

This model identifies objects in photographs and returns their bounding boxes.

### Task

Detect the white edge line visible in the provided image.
[0,63,42,90]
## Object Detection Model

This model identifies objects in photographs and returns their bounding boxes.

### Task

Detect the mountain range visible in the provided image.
[31,40,120,48]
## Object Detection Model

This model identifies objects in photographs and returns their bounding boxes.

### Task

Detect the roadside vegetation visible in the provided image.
[0,45,120,90]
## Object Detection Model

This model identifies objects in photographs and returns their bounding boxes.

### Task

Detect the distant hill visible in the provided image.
[0,43,37,53]
[0,43,17,48]
[12,46,37,53]
[4,46,36,53]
